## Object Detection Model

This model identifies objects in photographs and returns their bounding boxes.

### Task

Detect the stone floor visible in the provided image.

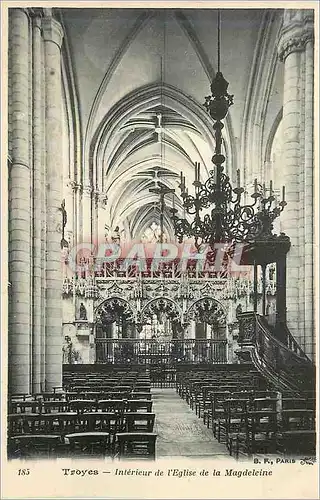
[152,388,232,459]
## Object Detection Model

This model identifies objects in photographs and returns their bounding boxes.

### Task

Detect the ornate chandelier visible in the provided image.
[170,11,287,250]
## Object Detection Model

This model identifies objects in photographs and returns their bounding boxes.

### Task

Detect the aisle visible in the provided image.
[152,388,231,459]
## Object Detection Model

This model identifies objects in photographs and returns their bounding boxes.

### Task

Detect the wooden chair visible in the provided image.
[34,392,65,402]
[195,385,216,418]
[243,397,279,456]
[21,413,76,436]
[133,385,151,393]
[105,392,130,400]
[52,386,64,394]
[115,433,157,460]
[130,392,152,400]
[94,412,125,438]
[204,391,231,434]
[98,400,127,413]
[278,408,316,454]
[8,414,32,435]
[41,401,69,414]
[65,392,80,402]
[8,435,61,459]
[125,413,155,433]
[127,400,152,413]
[10,394,34,402]
[219,399,249,453]
[9,401,41,414]
[42,413,78,436]
[64,431,112,457]
[117,386,133,393]
[8,413,40,435]
[69,400,98,413]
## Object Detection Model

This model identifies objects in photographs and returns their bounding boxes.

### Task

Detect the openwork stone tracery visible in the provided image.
[95,297,135,325]
[186,298,226,326]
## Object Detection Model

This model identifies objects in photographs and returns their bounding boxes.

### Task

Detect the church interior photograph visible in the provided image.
[5,4,317,461]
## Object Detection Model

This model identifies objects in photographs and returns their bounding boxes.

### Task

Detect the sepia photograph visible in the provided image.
[1,0,319,498]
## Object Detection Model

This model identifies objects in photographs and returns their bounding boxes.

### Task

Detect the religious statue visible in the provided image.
[59,199,68,249]
[236,304,242,318]
[111,226,121,245]
[104,225,124,244]
[62,336,72,364]
[268,263,276,281]
[62,335,83,364]
[79,302,87,320]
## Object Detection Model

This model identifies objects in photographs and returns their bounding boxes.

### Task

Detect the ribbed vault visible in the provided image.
[90,83,233,240]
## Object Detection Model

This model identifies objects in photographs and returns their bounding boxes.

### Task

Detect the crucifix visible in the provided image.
[154,113,163,143]
[149,183,175,244]
[59,199,68,249]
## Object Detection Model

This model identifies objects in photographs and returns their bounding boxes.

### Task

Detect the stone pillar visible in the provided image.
[64,178,74,248]
[40,25,47,390]
[82,184,93,245]
[253,261,258,313]
[276,254,287,344]
[278,10,314,354]
[75,183,82,247]
[281,46,301,342]
[42,15,64,390]
[304,37,314,359]
[189,320,196,339]
[298,43,306,341]
[31,11,44,393]
[8,8,31,393]
[92,189,99,247]
[89,329,96,364]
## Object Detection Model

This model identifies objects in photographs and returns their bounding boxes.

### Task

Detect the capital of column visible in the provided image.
[28,7,44,18]
[42,16,64,49]
[278,10,314,62]
[28,8,43,28]
[94,189,108,209]
[68,181,83,193]
[83,184,93,197]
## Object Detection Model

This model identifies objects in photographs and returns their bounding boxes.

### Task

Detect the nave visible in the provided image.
[7,365,316,461]
[153,389,230,459]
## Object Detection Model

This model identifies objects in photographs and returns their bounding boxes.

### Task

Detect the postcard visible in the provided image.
[1,0,319,498]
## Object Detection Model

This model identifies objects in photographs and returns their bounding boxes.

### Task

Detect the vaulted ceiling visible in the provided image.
[60,7,283,239]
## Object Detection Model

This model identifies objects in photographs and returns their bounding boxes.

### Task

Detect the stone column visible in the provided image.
[304,35,314,359]
[299,45,306,345]
[92,189,99,247]
[75,183,82,247]
[42,15,64,390]
[278,10,314,351]
[8,9,31,394]
[275,254,287,344]
[31,10,44,393]
[280,47,301,343]
[189,320,196,339]
[64,178,75,249]
[40,25,47,390]
[82,183,93,246]
[94,190,108,246]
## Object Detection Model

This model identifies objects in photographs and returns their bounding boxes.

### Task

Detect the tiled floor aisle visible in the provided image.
[152,388,231,459]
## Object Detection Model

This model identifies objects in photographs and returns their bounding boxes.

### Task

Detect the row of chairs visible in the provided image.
[9,432,157,460]
[9,411,156,436]
[8,369,157,460]
[63,371,151,390]
[9,399,153,415]
[176,368,316,458]
[215,395,316,458]
[176,369,266,408]
[10,396,152,413]
[11,386,150,399]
